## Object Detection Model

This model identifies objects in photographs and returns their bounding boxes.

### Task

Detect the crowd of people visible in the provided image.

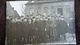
[5,14,75,45]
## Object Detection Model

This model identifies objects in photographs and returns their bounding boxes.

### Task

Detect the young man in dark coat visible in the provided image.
[55,15,69,42]
[16,17,22,44]
[48,15,57,42]
[11,17,18,45]
[22,17,28,44]
[32,16,39,44]
[6,16,12,44]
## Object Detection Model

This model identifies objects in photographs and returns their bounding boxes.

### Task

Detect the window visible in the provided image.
[37,7,41,14]
[66,8,71,14]
[57,8,63,15]
[44,7,48,15]
[29,8,34,15]
[51,6,56,14]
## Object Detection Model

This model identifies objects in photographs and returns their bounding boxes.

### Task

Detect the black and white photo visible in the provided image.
[5,0,76,45]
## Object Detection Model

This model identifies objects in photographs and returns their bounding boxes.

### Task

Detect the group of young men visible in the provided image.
[6,14,73,44]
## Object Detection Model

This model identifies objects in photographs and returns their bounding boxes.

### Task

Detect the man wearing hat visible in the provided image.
[15,17,22,44]
[55,14,69,42]
[47,14,57,42]
[22,17,28,44]
[6,16,13,44]
[11,17,18,45]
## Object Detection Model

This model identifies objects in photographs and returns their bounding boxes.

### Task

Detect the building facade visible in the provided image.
[25,0,74,24]
[6,2,20,18]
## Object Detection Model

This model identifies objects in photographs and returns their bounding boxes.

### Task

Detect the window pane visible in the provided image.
[57,8,63,15]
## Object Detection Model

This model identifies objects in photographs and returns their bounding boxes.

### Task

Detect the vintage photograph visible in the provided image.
[6,0,76,45]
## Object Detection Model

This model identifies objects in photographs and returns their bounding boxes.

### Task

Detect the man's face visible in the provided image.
[16,18,21,22]
[57,14,60,17]
[40,18,43,21]
[48,16,51,19]
[11,18,17,23]
[33,18,36,21]
[55,17,59,20]
[15,18,18,21]
[23,19,27,22]
[21,16,25,19]
[59,16,64,20]
[59,17,64,20]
